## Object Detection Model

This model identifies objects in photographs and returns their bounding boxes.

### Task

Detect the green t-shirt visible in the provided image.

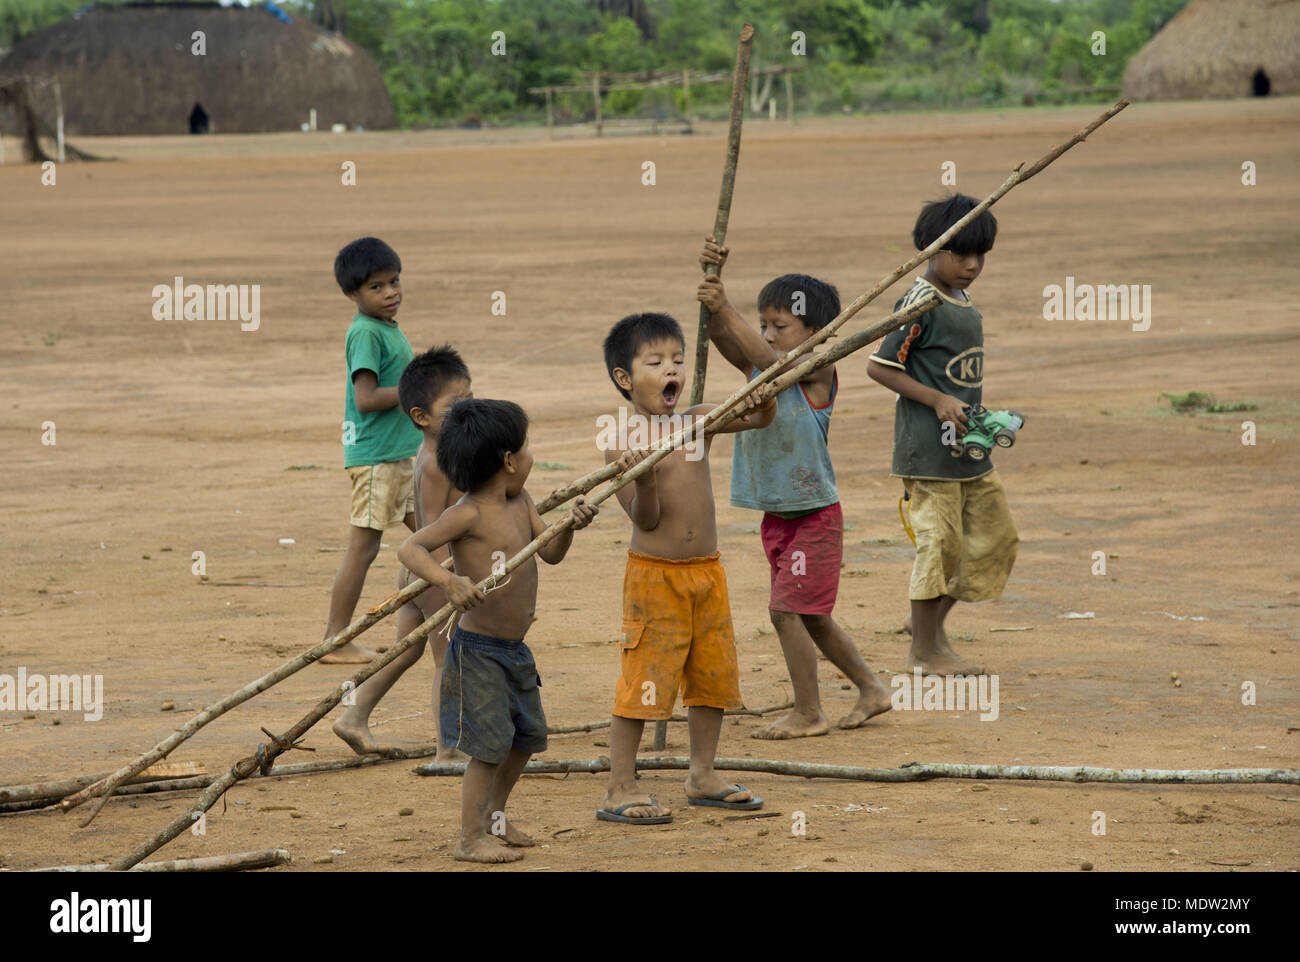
[869,277,991,482]
[342,314,421,468]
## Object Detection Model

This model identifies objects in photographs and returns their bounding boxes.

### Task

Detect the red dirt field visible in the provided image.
[1,99,1297,873]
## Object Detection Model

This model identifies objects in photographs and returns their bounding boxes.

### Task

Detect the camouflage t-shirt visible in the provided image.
[869,276,991,481]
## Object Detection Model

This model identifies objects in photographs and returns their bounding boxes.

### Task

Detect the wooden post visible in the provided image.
[682,68,692,131]
[784,69,794,124]
[545,87,554,138]
[592,73,602,137]
[53,79,64,163]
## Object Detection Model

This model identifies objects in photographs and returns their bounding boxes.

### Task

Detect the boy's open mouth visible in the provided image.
[662,380,679,407]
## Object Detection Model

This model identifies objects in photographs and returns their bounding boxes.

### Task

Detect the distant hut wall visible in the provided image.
[0,6,394,135]
[1122,0,1300,101]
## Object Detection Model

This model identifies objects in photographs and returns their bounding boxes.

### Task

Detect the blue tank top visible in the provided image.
[730,365,839,514]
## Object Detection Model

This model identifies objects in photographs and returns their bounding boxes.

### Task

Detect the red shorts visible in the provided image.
[760,501,843,615]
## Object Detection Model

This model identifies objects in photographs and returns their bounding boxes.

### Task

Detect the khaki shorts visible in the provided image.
[903,469,1018,602]
[347,459,414,530]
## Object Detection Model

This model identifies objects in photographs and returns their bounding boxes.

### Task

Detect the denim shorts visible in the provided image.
[440,626,548,764]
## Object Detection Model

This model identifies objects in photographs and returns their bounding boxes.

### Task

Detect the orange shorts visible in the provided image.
[614,550,743,720]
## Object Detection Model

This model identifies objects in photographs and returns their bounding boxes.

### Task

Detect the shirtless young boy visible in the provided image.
[398,399,597,863]
[333,346,472,761]
[597,312,776,824]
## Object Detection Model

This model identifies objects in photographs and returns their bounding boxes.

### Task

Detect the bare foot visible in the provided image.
[905,648,985,675]
[492,819,537,847]
[454,834,524,863]
[837,676,894,729]
[901,614,949,646]
[600,790,672,821]
[684,774,754,805]
[320,641,381,664]
[333,716,384,755]
[751,709,830,740]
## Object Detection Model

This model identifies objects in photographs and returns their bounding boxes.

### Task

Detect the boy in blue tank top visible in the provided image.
[699,238,892,739]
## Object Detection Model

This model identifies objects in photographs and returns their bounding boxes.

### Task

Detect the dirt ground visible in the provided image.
[1,99,1297,873]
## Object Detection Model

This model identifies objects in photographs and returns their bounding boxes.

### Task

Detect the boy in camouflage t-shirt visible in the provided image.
[868,194,1018,676]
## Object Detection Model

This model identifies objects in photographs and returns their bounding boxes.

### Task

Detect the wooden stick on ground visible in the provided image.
[2,747,438,814]
[26,849,291,873]
[415,755,1300,786]
[0,761,205,806]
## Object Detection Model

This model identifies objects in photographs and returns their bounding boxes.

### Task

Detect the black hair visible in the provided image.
[398,345,471,420]
[602,312,685,400]
[757,274,841,331]
[912,193,997,255]
[435,398,529,493]
[334,236,402,293]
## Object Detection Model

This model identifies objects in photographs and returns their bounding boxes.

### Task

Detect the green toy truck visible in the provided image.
[949,404,1025,461]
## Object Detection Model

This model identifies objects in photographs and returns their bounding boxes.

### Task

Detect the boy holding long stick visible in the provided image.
[698,238,893,738]
[597,313,775,824]
[399,399,597,862]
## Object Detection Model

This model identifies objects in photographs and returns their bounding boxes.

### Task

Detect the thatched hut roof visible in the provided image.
[1122,0,1300,100]
[0,2,394,135]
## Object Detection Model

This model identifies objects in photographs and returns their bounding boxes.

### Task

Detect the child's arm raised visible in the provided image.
[867,358,969,435]
[605,447,660,531]
[531,492,597,565]
[396,504,486,610]
[697,236,774,376]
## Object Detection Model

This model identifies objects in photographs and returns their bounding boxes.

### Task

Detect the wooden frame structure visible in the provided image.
[528,65,798,137]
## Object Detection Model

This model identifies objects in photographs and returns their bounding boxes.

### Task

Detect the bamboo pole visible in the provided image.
[3,748,438,814]
[27,849,291,873]
[415,756,1300,786]
[67,101,1126,827]
[0,763,205,807]
[689,23,755,410]
[592,73,602,137]
[674,22,755,754]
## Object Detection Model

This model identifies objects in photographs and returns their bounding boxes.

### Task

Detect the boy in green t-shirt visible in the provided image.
[320,237,424,664]
[867,195,1018,676]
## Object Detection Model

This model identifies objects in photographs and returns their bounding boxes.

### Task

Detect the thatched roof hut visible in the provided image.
[0,2,394,135]
[1122,0,1300,100]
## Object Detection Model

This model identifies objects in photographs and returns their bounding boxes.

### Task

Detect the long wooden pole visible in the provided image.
[415,756,1300,786]
[689,23,755,410]
[29,849,291,873]
[673,22,755,753]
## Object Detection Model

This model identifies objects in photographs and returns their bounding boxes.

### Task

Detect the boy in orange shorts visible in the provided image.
[597,312,775,824]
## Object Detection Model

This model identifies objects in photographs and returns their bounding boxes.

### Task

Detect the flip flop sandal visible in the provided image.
[686,783,763,810]
[596,797,673,825]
